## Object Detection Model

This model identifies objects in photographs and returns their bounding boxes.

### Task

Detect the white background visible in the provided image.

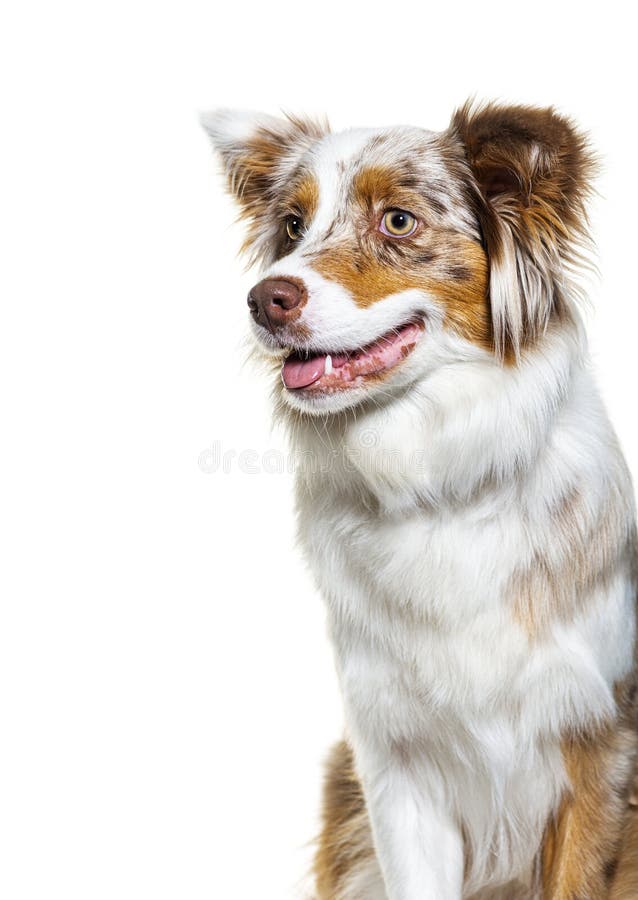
[1,2,636,898]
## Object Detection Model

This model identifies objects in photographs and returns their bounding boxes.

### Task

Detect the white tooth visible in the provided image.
[324,354,333,375]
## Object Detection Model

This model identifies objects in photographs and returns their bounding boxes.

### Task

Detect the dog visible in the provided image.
[202,101,638,899]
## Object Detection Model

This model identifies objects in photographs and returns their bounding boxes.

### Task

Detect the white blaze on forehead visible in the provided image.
[304,127,383,239]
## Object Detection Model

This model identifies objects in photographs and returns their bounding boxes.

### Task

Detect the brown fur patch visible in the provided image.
[314,740,375,899]
[427,241,491,349]
[607,679,638,897]
[353,166,399,206]
[609,796,638,898]
[281,173,320,221]
[351,166,445,224]
[511,488,635,638]
[212,114,328,263]
[541,685,638,899]
[306,163,493,349]
[451,100,598,359]
[311,234,491,350]
[270,173,322,261]
[452,102,595,229]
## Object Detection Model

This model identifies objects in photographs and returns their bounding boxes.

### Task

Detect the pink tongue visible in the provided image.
[282,353,349,388]
[282,355,326,389]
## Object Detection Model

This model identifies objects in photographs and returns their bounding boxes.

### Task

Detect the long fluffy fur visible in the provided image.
[203,101,638,898]
[451,100,599,360]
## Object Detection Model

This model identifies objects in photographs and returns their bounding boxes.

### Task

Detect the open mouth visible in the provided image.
[281,321,424,393]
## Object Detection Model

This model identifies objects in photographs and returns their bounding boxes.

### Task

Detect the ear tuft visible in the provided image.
[451,100,599,359]
[200,109,291,154]
[200,109,329,264]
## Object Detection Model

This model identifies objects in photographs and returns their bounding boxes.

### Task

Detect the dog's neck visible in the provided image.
[286,319,588,516]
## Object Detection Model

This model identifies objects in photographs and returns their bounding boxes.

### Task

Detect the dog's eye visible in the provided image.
[286,216,304,241]
[380,209,417,237]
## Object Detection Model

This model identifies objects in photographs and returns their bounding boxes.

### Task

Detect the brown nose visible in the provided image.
[247,278,306,332]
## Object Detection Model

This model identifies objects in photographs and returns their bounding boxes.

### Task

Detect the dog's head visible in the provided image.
[203,102,595,416]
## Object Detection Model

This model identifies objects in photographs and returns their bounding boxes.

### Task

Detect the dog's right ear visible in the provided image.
[200,109,329,261]
[450,101,597,361]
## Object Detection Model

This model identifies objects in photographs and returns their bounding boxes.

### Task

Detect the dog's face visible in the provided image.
[203,103,594,416]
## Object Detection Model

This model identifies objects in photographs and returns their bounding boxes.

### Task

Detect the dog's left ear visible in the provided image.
[450,101,597,359]
[201,109,329,262]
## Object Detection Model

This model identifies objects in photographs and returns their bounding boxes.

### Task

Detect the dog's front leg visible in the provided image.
[364,762,464,900]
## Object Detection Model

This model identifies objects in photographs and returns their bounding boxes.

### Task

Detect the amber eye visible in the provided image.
[286,216,304,241]
[380,209,417,237]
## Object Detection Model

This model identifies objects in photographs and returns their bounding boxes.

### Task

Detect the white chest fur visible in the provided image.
[299,486,606,889]
[292,342,636,893]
